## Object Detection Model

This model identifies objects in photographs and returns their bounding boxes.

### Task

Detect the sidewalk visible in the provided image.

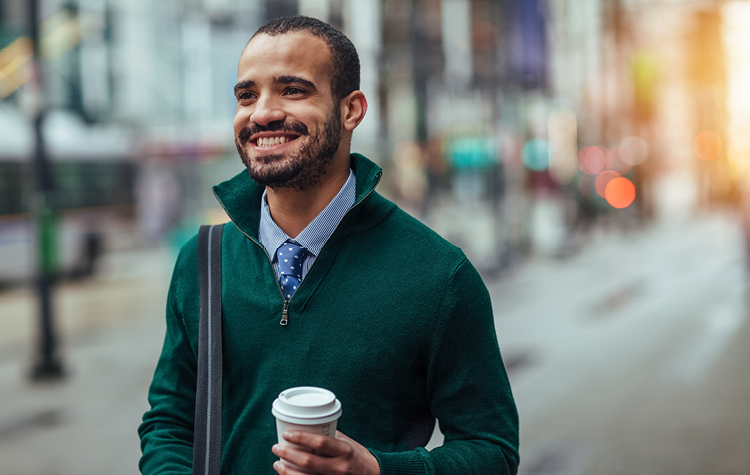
[0,247,173,475]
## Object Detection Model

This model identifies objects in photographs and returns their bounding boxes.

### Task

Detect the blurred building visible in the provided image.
[0,0,742,282]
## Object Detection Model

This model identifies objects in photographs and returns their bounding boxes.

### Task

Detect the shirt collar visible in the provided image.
[259,168,356,262]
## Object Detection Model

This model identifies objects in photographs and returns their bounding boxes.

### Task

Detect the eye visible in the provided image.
[237,91,256,102]
[284,87,306,96]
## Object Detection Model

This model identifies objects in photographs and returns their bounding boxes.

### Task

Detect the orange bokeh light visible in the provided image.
[595,170,621,197]
[605,177,636,208]
[693,131,722,161]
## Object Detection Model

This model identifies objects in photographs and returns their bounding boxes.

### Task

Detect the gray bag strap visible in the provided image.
[194,224,224,475]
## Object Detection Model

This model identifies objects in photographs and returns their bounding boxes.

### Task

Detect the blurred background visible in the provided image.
[1,0,749,473]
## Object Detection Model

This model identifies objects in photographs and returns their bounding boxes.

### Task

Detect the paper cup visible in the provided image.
[272,386,342,471]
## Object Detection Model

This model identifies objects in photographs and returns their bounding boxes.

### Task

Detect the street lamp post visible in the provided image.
[28,0,65,381]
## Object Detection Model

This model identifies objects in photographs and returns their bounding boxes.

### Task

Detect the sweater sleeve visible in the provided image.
[369,258,520,475]
[138,244,198,474]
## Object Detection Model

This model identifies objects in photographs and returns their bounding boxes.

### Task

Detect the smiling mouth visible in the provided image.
[253,135,301,148]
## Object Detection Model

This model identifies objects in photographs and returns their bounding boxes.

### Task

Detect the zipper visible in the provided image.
[212,171,382,327]
[280,300,290,326]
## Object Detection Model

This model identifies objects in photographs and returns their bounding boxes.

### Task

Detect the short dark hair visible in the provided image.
[251,16,360,102]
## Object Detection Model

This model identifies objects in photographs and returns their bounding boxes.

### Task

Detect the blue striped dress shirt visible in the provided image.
[259,168,356,282]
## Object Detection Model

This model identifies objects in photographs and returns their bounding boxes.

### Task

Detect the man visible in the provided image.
[139,16,519,475]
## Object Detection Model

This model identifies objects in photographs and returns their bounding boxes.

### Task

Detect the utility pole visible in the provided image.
[410,0,429,146]
[28,0,65,381]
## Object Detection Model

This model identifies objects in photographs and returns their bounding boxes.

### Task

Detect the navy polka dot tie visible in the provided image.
[278,241,308,301]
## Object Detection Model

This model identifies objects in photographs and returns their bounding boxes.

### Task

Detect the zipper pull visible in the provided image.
[280,300,290,326]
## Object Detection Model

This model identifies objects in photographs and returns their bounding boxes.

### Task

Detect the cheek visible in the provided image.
[232,117,243,137]
[233,107,251,132]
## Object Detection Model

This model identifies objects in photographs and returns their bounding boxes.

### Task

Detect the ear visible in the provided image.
[340,90,367,132]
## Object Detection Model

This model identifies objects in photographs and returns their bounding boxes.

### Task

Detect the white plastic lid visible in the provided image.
[272,386,342,425]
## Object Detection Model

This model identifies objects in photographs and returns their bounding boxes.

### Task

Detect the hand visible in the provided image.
[272,430,381,475]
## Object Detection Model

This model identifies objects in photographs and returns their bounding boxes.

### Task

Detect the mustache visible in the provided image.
[237,121,309,144]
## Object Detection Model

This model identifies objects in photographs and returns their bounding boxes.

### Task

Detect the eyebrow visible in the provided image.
[234,80,255,95]
[233,76,318,96]
[275,76,317,91]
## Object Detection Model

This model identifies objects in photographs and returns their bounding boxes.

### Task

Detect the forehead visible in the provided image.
[238,33,333,89]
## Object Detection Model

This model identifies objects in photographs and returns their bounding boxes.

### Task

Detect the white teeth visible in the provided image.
[257,136,290,147]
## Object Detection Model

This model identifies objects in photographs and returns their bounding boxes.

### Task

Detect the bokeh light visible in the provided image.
[523,139,551,171]
[620,136,649,165]
[595,170,621,197]
[605,147,633,175]
[693,131,722,161]
[578,146,607,175]
[604,177,636,209]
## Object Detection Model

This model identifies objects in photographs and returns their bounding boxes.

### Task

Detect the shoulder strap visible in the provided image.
[194,224,224,475]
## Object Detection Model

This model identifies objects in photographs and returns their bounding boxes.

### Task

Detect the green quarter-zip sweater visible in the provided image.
[138,154,520,475]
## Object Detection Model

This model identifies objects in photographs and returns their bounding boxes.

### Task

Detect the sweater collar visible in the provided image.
[212,153,383,242]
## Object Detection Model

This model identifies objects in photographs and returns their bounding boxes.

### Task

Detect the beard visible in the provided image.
[235,107,342,191]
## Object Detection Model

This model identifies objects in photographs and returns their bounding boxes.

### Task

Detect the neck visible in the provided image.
[265,158,350,238]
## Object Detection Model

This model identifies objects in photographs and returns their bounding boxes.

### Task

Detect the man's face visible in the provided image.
[233,33,343,191]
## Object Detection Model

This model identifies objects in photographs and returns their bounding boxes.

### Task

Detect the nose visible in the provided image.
[250,95,285,126]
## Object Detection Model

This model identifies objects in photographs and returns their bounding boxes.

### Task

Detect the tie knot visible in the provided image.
[278,241,307,279]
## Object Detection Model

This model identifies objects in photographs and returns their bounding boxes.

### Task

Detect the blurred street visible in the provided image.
[497,210,750,475]
[0,206,748,474]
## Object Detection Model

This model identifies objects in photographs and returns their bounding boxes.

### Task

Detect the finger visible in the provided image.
[282,430,347,457]
[272,458,316,475]
[334,430,354,444]
[273,443,331,474]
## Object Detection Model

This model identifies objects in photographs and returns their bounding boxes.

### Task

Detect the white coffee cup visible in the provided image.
[272,386,342,471]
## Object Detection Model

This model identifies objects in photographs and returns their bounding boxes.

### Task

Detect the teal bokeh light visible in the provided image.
[522,139,551,171]
[448,137,497,169]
